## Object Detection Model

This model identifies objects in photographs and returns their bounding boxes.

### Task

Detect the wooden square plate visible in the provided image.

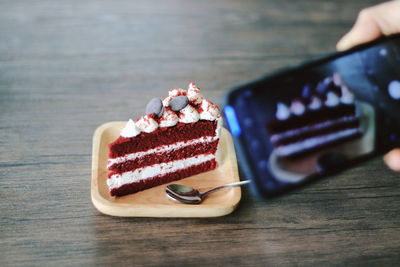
[91,122,242,217]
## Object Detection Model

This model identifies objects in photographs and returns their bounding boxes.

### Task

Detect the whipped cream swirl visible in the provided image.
[308,96,322,110]
[187,82,203,105]
[290,100,305,116]
[169,88,186,97]
[158,107,179,127]
[276,103,290,120]
[136,115,158,133]
[121,119,141,138]
[199,99,219,121]
[179,105,200,123]
[325,91,340,107]
[340,85,355,104]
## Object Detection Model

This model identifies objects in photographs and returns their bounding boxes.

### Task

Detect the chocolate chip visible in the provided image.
[169,96,189,111]
[316,81,328,95]
[301,84,312,100]
[146,98,164,117]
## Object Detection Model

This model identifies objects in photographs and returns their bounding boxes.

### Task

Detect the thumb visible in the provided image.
[337,1,400,51]
[384,148,400,172]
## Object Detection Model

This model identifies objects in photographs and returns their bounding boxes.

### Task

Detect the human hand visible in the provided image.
[337,1,400,171]
[337,1,400,51]
[384,149,400,171]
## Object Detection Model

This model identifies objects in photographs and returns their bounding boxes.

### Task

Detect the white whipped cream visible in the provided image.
[169,88,187,97]
[136,115,158,133]
[276,103,290,120]
[158,107,179,127]
[388,80,400,100]
[333,72,343,86]
[199,99,219,121]
[163,88,188,106]
[187,82,203,105]
[179,104,200,123]
[290,100,305,116]
[325,91,340,107]
[120,119,141,138]
[340,85,355,104]
[308,96,322,110]
[162,96,172,107]
[323,76,333,86]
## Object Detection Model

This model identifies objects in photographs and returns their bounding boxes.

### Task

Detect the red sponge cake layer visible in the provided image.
[110,159,217,197]
[109,120,218,158]
[108,140,219,174]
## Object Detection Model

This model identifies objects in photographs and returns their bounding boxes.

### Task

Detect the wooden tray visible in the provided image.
[91,122,241,217]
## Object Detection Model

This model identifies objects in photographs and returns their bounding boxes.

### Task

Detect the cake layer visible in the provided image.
[107,153,216,190]
[267,105,356,134]
[270,117,360,146]
[275,128,361,157]
[108,136,218,168]
[109,159,217,197]
[109,120,218,158]
[108,139,219,174]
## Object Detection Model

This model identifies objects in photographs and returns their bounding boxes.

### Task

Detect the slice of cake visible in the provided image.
[107,82,223,197]
[267,74,362,158]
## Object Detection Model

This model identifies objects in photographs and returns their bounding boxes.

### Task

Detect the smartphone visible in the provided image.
[223,34,400,199]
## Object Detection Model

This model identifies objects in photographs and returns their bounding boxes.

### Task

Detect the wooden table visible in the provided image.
[2,0,399,265]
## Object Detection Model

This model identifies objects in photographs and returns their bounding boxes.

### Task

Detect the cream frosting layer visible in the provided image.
[270,116,359,143]
[107,154,215,190]
[275,128,359,156]
[107,135,218,168]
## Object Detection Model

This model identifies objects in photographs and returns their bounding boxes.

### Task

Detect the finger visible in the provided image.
[384,148,400,172]
[336,8,381,51]
[337,1,400,51]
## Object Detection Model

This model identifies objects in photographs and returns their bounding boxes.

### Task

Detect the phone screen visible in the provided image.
[224,36,400,197]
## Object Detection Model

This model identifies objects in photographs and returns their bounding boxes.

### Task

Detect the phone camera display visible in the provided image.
[225,37,400,197]
[265,73,374,184]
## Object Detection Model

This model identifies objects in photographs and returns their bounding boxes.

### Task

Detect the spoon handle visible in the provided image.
[201,180,251,197]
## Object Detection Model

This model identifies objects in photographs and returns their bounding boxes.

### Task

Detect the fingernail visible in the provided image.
[336,34,351,51]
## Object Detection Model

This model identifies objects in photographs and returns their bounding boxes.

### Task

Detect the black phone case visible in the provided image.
[223,34,400,199]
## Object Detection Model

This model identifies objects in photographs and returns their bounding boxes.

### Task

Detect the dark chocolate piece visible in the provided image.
[146,98,164,117]
[301,84,312,100]
[170,96,189,111]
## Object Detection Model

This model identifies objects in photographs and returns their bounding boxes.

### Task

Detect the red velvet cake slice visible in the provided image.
[107,83,223,197]
[267,74,362,158]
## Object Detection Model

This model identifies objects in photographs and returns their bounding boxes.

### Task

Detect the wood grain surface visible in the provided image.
[1,0,399,265]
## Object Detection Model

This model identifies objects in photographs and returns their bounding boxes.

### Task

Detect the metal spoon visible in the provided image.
[166,180,251,204]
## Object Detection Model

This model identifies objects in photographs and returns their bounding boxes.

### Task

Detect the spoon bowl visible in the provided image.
[166,180,250,204]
